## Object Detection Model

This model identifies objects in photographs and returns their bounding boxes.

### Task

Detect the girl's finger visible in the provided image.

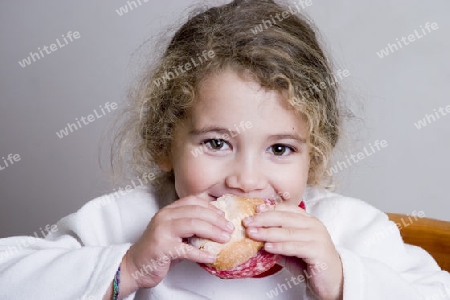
[243,210,311,228]
[168,195,213,208]
[246,226,312,243]
[263,240,316,257]
[173,243,218,265]
[277,255,308,277]
[171,218,232,243]
[167,205,234,233]
[256,202,276,213]
[272,202,310,215]
[168,196,226,216]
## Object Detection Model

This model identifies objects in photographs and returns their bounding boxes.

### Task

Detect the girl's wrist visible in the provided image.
[102,251,140,300]
[117,250,141,296]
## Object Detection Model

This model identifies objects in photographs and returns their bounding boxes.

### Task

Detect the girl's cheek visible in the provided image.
[183,158,217,188]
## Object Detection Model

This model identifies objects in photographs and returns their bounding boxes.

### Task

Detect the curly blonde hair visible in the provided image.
[109,0,342,191]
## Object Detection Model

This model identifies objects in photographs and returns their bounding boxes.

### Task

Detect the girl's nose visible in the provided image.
[224,162,267,194]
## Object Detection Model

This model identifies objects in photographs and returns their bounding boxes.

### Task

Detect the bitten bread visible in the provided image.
[189,194,280,279]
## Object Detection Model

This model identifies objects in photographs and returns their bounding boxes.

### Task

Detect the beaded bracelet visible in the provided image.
[112,266,121,300]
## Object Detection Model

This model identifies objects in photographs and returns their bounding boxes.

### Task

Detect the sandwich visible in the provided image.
[189,194,280,279]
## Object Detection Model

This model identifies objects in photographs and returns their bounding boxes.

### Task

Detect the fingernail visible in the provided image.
[247,227,257,234]
[258,204,267,212]
[227,222,234,231]
[207,253,216,262]
[216,209,225,216]
[243,217,253,224]
[221,231,231,240]
[265,243,273,249]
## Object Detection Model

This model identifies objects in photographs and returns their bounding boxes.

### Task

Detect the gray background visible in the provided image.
[0,0,449,238]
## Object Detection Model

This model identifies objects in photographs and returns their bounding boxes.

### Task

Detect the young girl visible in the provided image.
[1,1,449,299]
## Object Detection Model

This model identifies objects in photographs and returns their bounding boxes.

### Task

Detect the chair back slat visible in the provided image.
[387,213,450,272]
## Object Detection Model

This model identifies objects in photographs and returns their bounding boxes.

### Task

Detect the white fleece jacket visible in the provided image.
[0,185,449,300]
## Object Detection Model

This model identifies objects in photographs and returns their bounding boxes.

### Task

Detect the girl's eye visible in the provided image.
[204,139,229,150]
[269,144,294,156]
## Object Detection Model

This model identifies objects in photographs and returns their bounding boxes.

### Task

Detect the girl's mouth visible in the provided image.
[209,194,277,203]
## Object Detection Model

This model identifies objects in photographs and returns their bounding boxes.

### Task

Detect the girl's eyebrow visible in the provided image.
[189,126,237,136]
[189,126,306,144]
[269,134,307,144]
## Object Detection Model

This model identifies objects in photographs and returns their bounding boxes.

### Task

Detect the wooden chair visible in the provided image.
[387,213,450,272]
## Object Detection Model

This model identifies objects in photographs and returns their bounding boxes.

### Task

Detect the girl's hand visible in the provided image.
[122,196,234,292]
[243,203,343,300]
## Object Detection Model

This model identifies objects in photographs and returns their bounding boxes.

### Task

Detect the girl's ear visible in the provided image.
[157,154,173,172]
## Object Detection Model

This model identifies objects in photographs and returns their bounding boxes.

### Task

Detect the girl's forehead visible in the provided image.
[197,70,280,105]
[194,70,301,119]
[183,71,308,139]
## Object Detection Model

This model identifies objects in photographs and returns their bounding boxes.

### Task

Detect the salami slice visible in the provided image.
[199,250,280,279]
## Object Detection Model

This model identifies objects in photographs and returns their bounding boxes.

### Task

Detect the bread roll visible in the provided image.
[189,194,280,279]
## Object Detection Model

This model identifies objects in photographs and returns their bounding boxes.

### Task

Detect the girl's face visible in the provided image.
[163,69,310,205]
